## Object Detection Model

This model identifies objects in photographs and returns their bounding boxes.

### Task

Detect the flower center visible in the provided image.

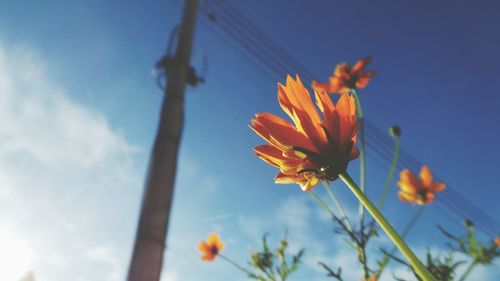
[210,245,218,255]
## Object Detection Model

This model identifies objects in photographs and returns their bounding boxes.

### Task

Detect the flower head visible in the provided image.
[251,75,359,192]
[312,56,376,94]
[495,236,500,248]
[397,165,446,205]
[198,233,224,261]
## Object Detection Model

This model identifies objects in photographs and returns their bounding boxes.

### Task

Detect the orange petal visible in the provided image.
[429,182,446,192]
[277,76,326,149]
[336,94,357,145]
[334,63,350,77]
[198,241,210,252]
[208,233,221,245]
[355,76,371,89]
[419,165,433,187]
[311,81,332,93]
[350,144,360,160]
[328,76,345,94]
[278,75,321,127]
[424,192,435,204]
[251,113,316,152]
[397,180,417,194]
[300,176,320,192]
[336,93,356,119]
[398,192,417,204]
[278,75,326,150]
[201,253,216,261]
[351,56,372,75]
[254,145,286,167]
[275,173,306,184]
[399,169,419,188]
[279,160,309,175]
[314,89,339,141]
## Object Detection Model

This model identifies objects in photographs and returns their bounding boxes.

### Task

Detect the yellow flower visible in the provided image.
[397,165,445,205]
[198,233,224,261]
[312,56,376,94]
[251,75,359,191]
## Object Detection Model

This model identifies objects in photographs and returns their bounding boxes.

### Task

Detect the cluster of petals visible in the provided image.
[312,56,376,94]
[397,165,446,205]
[250,75,359,192]
[198,233,224,261]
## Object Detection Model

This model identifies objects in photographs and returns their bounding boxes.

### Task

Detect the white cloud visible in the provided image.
[238,195,337,279]
[238,194,500,281]
[84,244,121,281]
[0,41,141,281]
[161,270,179,281]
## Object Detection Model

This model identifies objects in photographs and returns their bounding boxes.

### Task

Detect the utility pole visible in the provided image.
[127,0,198,280]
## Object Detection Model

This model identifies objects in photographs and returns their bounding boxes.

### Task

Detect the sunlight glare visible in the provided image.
[0,230,33,281]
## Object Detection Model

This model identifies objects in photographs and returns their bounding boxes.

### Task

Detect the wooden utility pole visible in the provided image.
[127,0,198,280]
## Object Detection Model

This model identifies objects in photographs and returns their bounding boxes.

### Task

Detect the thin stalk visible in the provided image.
[339,172,435,281]
[324,185,353,232]
[459,261,477,281]
[324,185,370,278]
[308,192,336,219]
[219,254,255,276]
[351,90,366,225]
[378,135,400,209]
[377,207,425,278]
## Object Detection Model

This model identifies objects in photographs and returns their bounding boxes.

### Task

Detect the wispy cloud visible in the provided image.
[0,40,140,281]
[203,214,233,222]
[84,244,121,281]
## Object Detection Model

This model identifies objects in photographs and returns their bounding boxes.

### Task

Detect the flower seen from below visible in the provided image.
[198,233,224,261]
[312,56,376,94]
[397,165,446,205]
[250,75,359,191]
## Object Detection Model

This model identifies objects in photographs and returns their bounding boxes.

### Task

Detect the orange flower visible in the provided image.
[312,56,376,94]
[198,233,224,261]
[250,75,359,192]
[397,165,446,205]
[495,236,500,248]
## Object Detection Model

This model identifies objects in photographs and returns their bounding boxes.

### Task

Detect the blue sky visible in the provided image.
[1,0,500,280]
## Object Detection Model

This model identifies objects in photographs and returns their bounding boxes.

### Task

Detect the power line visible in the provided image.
[193,0,500,237]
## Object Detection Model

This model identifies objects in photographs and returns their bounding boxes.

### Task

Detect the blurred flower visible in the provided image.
[389,125,401,137]
[397,165,445,205]
[495,236,500,248]
[464,219,474,228]
[361,276,378,281]
[198,233,224,261]
[312,56,376,94]
[251,75,359,191]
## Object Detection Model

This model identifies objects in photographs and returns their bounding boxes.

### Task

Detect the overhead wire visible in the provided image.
[190,0,500,237]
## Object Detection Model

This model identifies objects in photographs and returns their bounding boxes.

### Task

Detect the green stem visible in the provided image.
[377,207,425,278]
[308,192,336,219]
[219,254,255,276]
[339,172,435,281]
[324,185,353,232]
[378,135,400,209]
[351,90,366,225]
[459,261,477,281]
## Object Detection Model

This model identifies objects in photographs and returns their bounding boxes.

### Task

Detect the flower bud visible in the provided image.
[389,125,401,137]
[464,219,474,228]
